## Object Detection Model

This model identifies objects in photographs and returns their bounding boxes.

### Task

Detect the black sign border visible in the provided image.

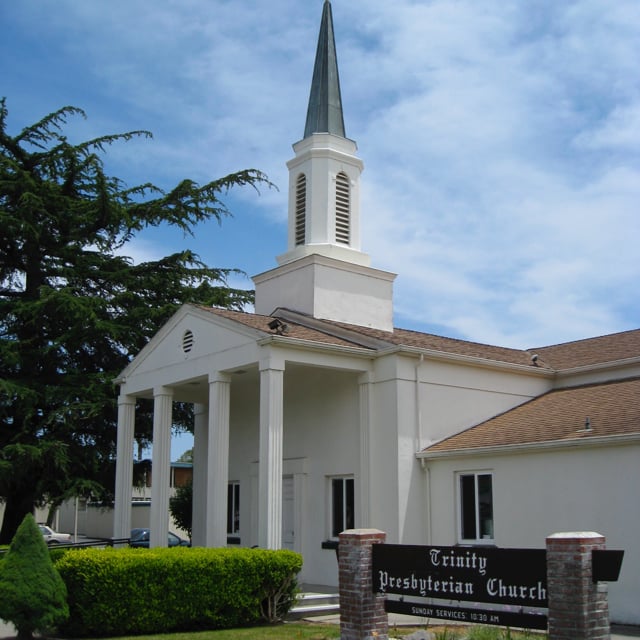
[372,543,548,607]
[385,599,548,631]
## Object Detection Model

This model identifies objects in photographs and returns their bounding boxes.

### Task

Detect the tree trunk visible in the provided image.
[0,494,36,545]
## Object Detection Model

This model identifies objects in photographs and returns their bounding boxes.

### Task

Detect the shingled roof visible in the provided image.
[201,306,640,372]
[528,329,640,370]
[422,377,640,456]
[198,306,374,350]
[331,322,538,367]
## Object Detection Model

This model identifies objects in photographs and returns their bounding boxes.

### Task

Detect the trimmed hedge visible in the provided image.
[55,547,302,637]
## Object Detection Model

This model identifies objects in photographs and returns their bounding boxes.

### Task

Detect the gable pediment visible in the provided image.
[115,304,264,392]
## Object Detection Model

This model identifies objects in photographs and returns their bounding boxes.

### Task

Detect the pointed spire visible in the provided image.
[304,0,346,139]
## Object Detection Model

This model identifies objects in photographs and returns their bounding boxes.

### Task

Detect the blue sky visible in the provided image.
[3,1,639,458]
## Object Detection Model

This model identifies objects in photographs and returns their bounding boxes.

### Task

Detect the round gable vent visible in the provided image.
[182,329,194,354]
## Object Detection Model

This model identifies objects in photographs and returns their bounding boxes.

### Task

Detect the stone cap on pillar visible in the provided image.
[547,531,604,539]
[339,528,386,541]
[547,531,606,546]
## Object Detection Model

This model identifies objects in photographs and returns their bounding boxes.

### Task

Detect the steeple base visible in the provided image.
[253,254,396,332]
[277,242,370,268]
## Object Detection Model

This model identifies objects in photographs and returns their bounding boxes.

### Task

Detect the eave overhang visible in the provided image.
[554,356,640,379]
[418,432,640,462]
[378,345,554,378]
[256,333,375,360]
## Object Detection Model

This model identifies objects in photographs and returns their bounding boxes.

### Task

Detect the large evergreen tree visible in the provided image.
[0,99,269,543]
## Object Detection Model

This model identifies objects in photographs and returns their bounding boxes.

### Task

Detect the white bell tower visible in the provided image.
[253,0,395,331]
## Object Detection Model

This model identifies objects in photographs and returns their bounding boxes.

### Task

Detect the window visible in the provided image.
[335,172,350,244]
[458,472,493,543]
[227,482,240,535]
[295,173,306,246]
[331,476,354,538]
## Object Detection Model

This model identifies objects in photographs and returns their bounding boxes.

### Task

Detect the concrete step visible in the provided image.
[289,590,340,618]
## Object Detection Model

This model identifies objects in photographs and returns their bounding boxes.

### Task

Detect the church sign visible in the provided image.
[372,543,548,630]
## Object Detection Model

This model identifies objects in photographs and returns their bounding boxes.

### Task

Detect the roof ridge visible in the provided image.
[273,308,394,349]
[393,324,530,354]
[530,327,640,351]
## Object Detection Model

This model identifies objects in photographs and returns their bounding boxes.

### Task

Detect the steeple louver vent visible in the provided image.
[335,172,350,244]
[182,329,194,354]
[295,174,307,246]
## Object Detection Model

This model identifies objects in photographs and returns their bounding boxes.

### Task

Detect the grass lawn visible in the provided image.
[91,623,342,640]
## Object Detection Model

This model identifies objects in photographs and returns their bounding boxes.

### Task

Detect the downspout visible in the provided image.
[420,457,432,545]
[415,354,431,544]
[414,354,424,450]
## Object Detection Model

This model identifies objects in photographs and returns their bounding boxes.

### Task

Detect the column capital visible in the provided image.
[208,371,231,385]
[153,385,174,398]
[259,356,285,372]
[193,402,208,417]
[118,394,136,407]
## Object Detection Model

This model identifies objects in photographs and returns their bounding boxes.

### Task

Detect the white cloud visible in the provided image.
[3,0,638,348]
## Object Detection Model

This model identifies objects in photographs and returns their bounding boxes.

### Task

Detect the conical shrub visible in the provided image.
[0,513,69,639]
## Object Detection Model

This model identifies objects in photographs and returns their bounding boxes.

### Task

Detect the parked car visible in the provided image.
[129,528,190,548]
[39,524,72,545]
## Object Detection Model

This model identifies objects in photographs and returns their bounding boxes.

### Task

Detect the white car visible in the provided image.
[39,524,72,545]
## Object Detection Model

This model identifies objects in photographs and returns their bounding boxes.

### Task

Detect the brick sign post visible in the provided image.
[338,529,388,640]
[546,532,610,640]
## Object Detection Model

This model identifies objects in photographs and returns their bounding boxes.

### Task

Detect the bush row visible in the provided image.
[55,546,302,637]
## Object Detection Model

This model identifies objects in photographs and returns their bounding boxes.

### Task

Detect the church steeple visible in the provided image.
[276,0,365,266]
[253,1,396,331]
[304,0,346,138]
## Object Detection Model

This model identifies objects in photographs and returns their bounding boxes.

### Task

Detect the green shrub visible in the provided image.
[55,546,302,637]
[0,513,69,639]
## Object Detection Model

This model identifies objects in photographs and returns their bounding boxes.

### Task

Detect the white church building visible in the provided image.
[114,1,640,624]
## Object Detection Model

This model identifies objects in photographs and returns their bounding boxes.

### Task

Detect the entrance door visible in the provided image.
[282,475,295,550]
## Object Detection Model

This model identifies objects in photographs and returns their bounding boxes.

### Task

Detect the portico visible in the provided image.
[113,305,377,566]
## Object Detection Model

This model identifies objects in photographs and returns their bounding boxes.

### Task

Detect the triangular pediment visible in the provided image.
[115,304,266,396]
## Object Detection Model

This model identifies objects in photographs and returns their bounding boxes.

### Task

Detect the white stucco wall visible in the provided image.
[417,358,551,446]
[366,354,551,548]
[424,442,640,624]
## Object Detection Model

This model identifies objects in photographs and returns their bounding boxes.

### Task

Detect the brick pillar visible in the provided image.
[339,529,388,640]
[546,532,610,640]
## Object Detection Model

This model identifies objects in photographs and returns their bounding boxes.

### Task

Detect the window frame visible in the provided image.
[227,481,240,536]
[328,475,355,540]
[456,471,494,544]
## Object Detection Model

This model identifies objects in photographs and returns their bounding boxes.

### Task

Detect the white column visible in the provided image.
[258,360,284,549]
[358,372,373,528]
[191,403,208,547]
[205,373,231,547]
[113,394,135,541]
[150,386,173,548]
[205,373,230,547]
